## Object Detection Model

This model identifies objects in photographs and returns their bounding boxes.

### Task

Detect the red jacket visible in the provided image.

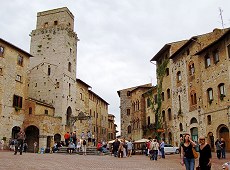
[64,133,70,140]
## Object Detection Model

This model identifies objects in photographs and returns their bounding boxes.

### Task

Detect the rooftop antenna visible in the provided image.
[219,7,224,29]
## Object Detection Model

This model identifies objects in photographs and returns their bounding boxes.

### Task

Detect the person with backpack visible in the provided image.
[82,139,87,156]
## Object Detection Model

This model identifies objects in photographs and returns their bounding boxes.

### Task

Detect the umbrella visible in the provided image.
[133,138,150,143]
[108,139,128,144]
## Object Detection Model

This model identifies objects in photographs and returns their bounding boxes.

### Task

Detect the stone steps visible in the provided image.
[56,146,110,155]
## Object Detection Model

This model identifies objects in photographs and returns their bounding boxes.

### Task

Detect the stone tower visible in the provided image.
[28,7,78,129]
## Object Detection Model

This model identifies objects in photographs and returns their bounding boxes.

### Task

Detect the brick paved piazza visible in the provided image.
[0,151,227,170]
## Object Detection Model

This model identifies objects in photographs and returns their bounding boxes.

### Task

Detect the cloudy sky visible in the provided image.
[1,0,230,134]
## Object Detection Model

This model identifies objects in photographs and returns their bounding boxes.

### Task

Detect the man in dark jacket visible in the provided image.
[112,138,120,157]
[14,128,26,155]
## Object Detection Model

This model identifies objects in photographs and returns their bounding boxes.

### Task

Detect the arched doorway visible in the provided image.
[66,106,72,126]
[25,125,39,152]
[54,134,61,143]
[217,125,230,152]
[11,126,20,139]
[190,127,198,142]
[207,132,214,151]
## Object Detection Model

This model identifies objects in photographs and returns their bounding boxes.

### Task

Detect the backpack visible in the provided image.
[83,140,86,145]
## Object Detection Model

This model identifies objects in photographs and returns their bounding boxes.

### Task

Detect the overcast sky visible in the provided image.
[1,0,230,134]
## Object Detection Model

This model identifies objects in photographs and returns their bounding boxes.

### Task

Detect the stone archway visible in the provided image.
[217,124,230,152]
[11,126,20,139]
[25,125,39,152]
[54,134,61,142]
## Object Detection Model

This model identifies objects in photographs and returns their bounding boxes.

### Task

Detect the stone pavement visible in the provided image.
[0,151,228,170]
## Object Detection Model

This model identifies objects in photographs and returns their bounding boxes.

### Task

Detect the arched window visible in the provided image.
[29,107,32,114]
[190,90,197,105]
[68,62,71,72]
[190,117,198,124]
[207,115,211,125]
[218,83,226,97]
[162,110,165,122]
[168,108,172,121]
[147,116,150,125]
[167,89,170,99]
[213,50,219,64]
[166,68,169,76]
[207,88,213,102]
[161,92,164,101]
[177,71,182,82]
[189,62,195,75]
[205,54,211,68]
[179,123,183,132]
[127,125,132,134]
[48,65,51,76]
[69,83,71,96]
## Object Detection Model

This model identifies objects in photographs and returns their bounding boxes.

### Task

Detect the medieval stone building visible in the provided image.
[151,28,230,150]
[119,28,229,152]
[118,84,152,141]
[0,7,117,151]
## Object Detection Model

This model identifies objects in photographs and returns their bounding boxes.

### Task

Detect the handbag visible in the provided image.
[192,147,198,159]
[196,166,200,170]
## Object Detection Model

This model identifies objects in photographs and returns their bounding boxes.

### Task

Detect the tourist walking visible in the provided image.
[151,139,159,161]
[0,139,4,150]
[160,139,165,158]
[82,139,87,155]
[23,142,28,153]
[180,133,197,170]
[118,141,124,158]
[198,136,212,170]
[122,139,127,157]
[215,138,221,159]
[87,131,92,145]
[127,140,133,157]
[112,138,120,157]
[81,132,85,139]
[220,137,226,159]
[72,131,77,146]
[14,129,26,155]
[33,141,38,153]
[146,139,151,156]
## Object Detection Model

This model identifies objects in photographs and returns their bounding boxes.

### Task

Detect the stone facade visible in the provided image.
[75,79,109,142]
[0,38,31,144]
[118,84,152,140]
[151,28,230,150]
[0,7,113,151]
[108,114,117,141]
[142,87,158,139]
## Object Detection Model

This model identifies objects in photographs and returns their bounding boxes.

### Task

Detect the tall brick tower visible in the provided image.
[28,7,78,131]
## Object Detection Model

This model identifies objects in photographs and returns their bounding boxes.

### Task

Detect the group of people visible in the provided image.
[215,137,226,159]
[111,138,133,158]
[63,131,96,155]
[180,134,212,170]
[146,138,165,160]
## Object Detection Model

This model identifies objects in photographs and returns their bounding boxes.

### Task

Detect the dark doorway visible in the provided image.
[11,126,20,139]
[25,125,39,152]
[54,134,61,143]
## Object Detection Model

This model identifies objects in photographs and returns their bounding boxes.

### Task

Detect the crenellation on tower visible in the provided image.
[36,7,74,31]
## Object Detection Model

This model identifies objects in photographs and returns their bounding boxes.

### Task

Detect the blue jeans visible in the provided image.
[160,148,165,158]
[221,149,226,158]
[183,157,195,170]
[151,150,158,160]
